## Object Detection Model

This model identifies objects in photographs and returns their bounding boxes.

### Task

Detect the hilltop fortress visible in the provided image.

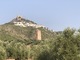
[13,16,45,28]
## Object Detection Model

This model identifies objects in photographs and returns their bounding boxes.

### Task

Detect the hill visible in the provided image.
[0,16,56,44]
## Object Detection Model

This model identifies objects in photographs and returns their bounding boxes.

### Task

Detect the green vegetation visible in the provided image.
[0,23,55,41]
[0,22,80,60]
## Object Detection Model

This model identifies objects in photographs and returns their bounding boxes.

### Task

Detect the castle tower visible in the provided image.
[35,29,42,40]
[17,16,22,21]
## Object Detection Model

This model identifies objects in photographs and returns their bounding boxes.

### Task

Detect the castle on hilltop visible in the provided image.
[13,16,45,28]
[13,16,26,27]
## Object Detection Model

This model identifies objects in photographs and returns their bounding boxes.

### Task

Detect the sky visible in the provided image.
[0,0,80,31]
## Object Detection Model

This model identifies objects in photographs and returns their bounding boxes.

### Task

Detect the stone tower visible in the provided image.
[17,16,22,21]
[35,29,42,40]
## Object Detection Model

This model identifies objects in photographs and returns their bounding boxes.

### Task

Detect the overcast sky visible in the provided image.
[0,0,80,31]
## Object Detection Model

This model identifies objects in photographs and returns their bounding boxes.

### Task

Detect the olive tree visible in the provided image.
[0,46,6,60]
